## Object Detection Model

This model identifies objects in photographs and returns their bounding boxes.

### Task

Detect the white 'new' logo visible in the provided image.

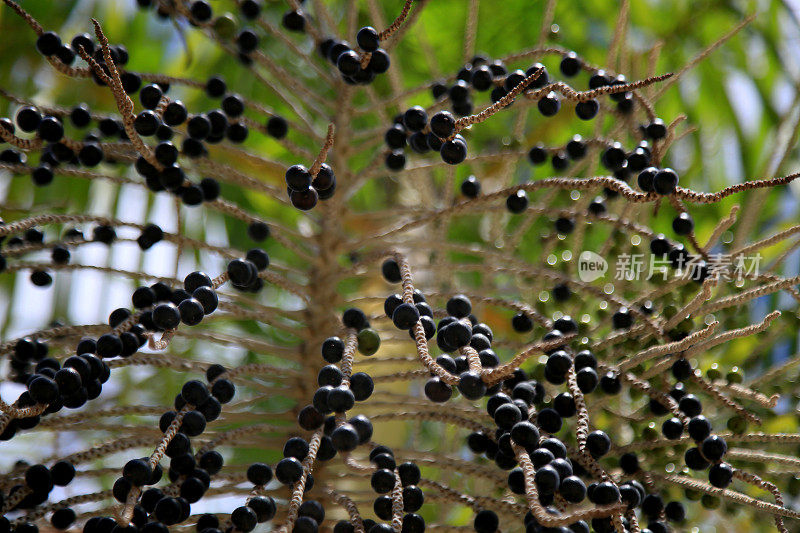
[578,251,607,282]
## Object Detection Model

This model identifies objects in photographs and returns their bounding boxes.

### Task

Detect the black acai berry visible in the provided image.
[560,51,582,76]
[357,26,379,52]
[430,111,456,139]
[403,106,428,132]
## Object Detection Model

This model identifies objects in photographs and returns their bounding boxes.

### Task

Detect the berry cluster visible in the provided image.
[1,22,292,210]
[431,54,549,115]
[320,26,391,85]
[384,106,468,170]
[284,163,336,210]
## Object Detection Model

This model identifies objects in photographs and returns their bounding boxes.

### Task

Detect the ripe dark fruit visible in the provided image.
[551,151,569,170]
[153,303,181,330]
[282,10,306,32]
[612,308,633,329]
[672,212,694,235]
[554,217,574,234]
[430,111,456,138]
[155,141,178,166]
[424,377,452,403]
[357,26,379,52]
[457,371,486,400]
[654,168,679,195]
[701,435,728,462]
[38,116,64,142]
[385,124,407,149]
[134,111,159,136]
[392,303,420,330]
[37,32,62,56]
[403,106,428,132]
[385,150,406,171]
[638,167,657,192]
[331,423,360,452]
[70,104,91,128]
[685,447,710,470]
[461,175,481,198]
[536,408,562,433]
[471,65,493,91]
[708,462,733,488]
[140,84,163,109]
[267,115,288,139]
[123,459,152,486]
[627,146,651,171]
[504,69,525,92]
[29,376,58,404]
[506,190,528,213]
[537,91,560,116]
[688,415,712,442]
[227,121,248,142]
[679,394,702,417]
[286,164,312,191]
[190,0,212,21]
[591,481,620,505]
[601,143,626,170]
[586,430,611,458]
[446,294,472,318]
[474,510,498,533]
[662,417,684,440]
[368,49,390,74]
[440,138,467,164]
[17,106,42,132]
[337,50,360,76]
[560,51,581,76]
[534,464,560,494]
[32,165,54,186]
[450,80,470,102]
[560,476,587,503]
[528,144,547,165]
[290,187,319,211]
[575,99,599,120]
[600,372,622,394]
[646,118,668,139]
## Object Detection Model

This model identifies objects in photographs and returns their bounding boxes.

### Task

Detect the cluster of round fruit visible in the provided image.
[637,166,680,195]
[429,52,601,121]
[372,252,727,533]
[319,26,391,85]
[368,451,425,532]
[382,285,670,532]
[384,106,468,170]
[430,54,551,117]
[307,356,373,423]
[649,234,709,284]
[270,308,423,533]
[132,85,249,204]
[293,319,376,452]
[0,223,120,288]
[3,22,292,208]
[0,243,249,443]
[284,162,336,210]
[2,103,111,182]
[111,374,235,525]
[33,28,134,83]
[0,93,247,208]
[5,340,113,440]
[436,308,698,533]
[526,134,594,174]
